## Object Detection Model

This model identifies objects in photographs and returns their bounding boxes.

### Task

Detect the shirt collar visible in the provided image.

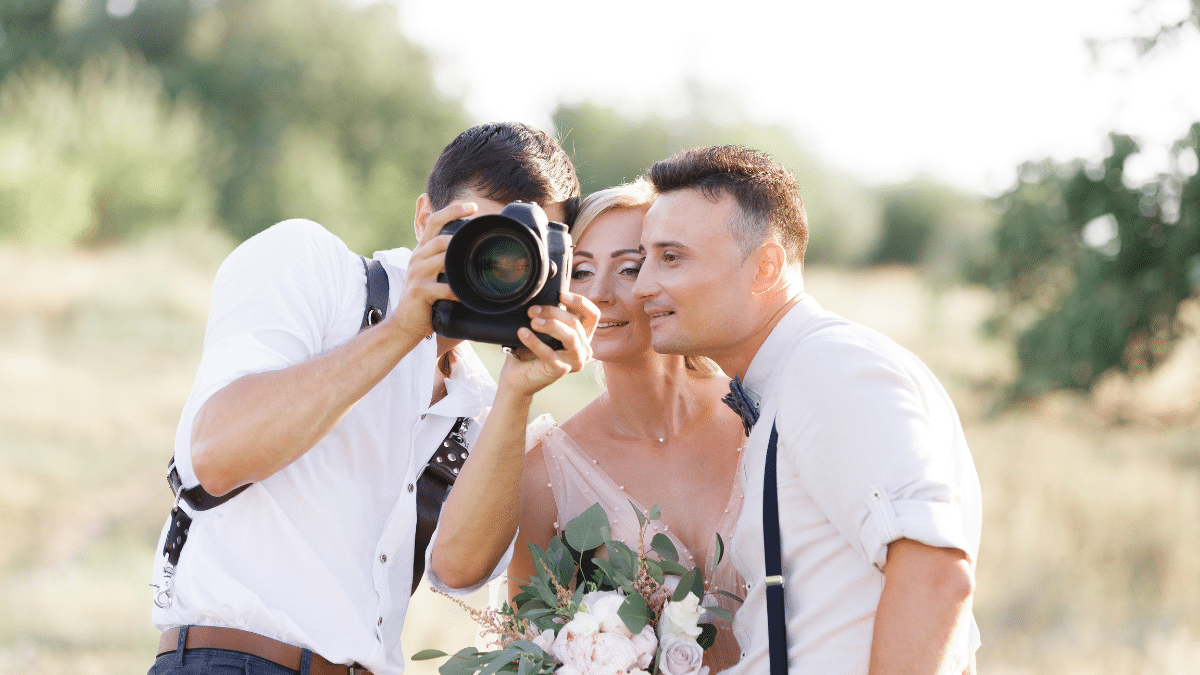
[426,341,496,419]
[742,294,824,402]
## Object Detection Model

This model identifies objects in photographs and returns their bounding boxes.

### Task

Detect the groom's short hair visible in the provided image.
[426,122,582,225]
[646,145,807,268]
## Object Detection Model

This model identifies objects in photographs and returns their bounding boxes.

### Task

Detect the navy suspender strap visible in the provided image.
[764,421,789,674]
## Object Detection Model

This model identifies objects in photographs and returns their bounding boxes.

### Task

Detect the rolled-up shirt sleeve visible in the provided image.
[423,527,518,596]
[777,330,975,571]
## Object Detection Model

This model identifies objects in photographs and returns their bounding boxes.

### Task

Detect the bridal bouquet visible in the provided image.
[414,502,735,675]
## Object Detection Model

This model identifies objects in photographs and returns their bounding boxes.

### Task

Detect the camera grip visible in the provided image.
[432,300,564,351]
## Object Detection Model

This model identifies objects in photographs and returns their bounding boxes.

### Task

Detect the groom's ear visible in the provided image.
[414,193,434,242]
[751,242,788,294]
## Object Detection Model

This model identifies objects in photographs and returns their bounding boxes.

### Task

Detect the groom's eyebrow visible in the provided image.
[646,240,687,251]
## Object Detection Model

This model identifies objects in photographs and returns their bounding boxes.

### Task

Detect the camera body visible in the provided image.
[432,201,572,349]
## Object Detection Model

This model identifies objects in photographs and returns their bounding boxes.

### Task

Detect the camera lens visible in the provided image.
[466,231,536,301]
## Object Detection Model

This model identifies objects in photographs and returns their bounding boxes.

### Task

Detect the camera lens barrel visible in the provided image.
[433,201,571,349]
[443,214,550,314]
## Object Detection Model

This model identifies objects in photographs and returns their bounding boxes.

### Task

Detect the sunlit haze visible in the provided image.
[397,0,1200,195]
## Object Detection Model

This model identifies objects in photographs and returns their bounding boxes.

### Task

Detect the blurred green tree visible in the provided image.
[987,130,1200,395]
[0,0,469,252]
[987,3,1200,396]
[0,53,212,246]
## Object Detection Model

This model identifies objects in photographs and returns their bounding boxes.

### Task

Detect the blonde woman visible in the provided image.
[507,180,747,671]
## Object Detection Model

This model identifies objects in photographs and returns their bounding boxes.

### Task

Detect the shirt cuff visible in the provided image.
[861,485,972,570]
[423,526,518,596]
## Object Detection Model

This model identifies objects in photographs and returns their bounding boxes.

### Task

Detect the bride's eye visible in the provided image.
[571,265,595,281]
[618,261,641,278]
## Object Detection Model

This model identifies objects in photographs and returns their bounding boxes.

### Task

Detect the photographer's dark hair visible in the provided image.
[426,122,581,225]
[647,145,807,268]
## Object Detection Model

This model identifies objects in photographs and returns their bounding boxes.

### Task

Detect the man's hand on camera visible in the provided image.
[389,202,476,343]
[499,291,599,397]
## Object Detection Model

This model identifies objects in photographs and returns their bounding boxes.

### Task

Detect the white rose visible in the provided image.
[629,624,658,670]
[557,667,584,675]
[657,592,703,640]
[657,634,708,675]
[531,628,555,655]
[583,590,634,638]
[572,632,638,675]
[553,613,601,666]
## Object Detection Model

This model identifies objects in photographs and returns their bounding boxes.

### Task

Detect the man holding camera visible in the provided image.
[148,122,597,675]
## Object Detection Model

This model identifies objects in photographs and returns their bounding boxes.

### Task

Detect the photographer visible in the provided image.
[148,122,597,675]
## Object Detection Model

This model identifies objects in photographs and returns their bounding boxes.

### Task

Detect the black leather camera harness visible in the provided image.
[162,255,469,596]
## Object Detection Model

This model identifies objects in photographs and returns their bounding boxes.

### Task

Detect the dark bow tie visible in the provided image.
[722,376,760,437]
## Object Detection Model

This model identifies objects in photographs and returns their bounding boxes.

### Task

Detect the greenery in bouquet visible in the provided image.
[414,502,738,675]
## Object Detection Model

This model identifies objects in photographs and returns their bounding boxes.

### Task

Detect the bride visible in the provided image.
[508,179,748,671]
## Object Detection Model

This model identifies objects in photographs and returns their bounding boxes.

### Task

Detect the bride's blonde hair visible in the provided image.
[573,180,724,380]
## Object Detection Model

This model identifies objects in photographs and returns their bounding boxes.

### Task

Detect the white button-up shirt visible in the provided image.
[725,296,982,675]
[150,219,507,675]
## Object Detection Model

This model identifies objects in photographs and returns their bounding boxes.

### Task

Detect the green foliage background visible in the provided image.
[3,0,1198,395]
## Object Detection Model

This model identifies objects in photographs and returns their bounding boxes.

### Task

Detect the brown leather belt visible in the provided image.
[157,626,372,675]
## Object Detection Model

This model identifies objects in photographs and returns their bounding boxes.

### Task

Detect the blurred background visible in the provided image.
[1,0,1199,673]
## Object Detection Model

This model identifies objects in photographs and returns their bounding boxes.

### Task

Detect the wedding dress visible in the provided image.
[511,414,747,672]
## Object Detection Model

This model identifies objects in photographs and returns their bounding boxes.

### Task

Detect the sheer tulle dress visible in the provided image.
[500,414,747,672]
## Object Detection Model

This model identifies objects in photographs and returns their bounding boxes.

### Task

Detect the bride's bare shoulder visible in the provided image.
[559,395,608,440]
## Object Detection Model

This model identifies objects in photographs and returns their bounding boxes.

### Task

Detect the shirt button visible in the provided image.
[378,617,383,626]
[380,554,387,563]
[420,414,426,419]
[407,483,414,493]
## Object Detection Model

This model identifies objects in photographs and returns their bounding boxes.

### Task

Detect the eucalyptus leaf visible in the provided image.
[477,652,515,675]
[630,499,647,528]
[651,533,679,563]
[672,567,704,602]
[618,591,649,635]
[648,505,661,521]
[564,503,610,553]
[606,540,637,577]
[697,623,718,650]
[713,532,724,570]
[594,557,628,588]
[411,649,448,661]
[715,589,745,605]
[706,606,734,622]
[659,560,689,576]
[645,559,665,583]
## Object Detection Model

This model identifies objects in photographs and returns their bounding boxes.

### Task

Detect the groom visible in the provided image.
[632,146,981,674]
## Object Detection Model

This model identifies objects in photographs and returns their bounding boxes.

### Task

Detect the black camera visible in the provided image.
[432,201,572,349]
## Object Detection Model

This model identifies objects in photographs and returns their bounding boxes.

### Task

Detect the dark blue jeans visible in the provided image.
[149,626,314,675]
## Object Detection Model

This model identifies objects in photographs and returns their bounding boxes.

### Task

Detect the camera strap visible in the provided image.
[157,255,469,606]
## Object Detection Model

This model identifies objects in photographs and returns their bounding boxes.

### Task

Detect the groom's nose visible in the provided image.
[631,261,657,302]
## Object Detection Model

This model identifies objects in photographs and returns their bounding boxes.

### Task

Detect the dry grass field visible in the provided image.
[1,227,1197,674]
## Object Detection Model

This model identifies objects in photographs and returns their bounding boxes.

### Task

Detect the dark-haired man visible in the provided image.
[148,122,597,675]
[633,146,981,675]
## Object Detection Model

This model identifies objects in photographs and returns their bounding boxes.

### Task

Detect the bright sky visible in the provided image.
[396,0,1200,196]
